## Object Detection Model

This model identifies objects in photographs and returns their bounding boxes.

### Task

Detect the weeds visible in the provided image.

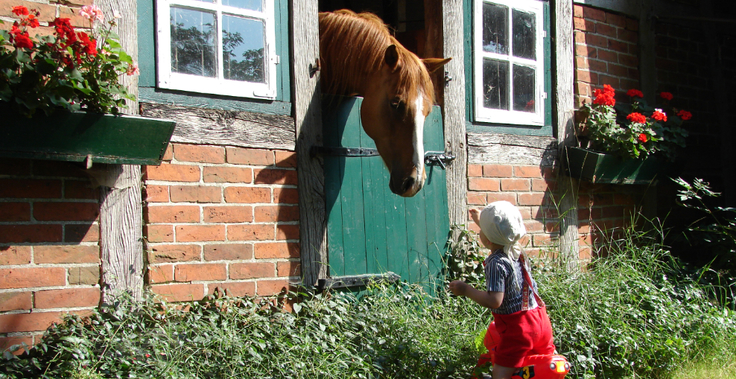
[0,284,486,379]
[537,218,736,379]
[2,193,736,378]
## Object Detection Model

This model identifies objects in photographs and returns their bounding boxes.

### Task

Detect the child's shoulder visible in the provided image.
[485,249,512,265]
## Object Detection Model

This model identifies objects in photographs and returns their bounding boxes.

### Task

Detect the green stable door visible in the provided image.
[321,98,450,292]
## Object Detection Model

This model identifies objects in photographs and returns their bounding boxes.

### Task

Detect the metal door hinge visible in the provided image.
[311,146,380,158]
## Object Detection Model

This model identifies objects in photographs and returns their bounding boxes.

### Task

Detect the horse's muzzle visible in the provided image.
[389,173,424,197]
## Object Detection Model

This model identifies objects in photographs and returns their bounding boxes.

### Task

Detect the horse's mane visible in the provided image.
[319,10,435,104]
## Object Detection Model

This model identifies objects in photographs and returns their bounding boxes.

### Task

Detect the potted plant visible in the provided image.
[0,5,175,166]
[567,84,692,184]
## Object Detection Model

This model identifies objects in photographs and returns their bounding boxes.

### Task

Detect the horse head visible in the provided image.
[319,10,450,197]
[360,44,450,197]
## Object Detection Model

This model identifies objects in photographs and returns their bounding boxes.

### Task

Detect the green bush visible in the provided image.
[536,222,736,379]
[2,219,735,379]
[0,285,487,379]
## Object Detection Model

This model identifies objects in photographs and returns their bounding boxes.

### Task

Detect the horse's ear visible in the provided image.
[423,57,452,74]
[384,45,400,70]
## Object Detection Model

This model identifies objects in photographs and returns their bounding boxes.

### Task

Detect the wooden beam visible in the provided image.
[425,0,467,229]
[638,0,657,104]
[554,0,580,270]
[97,0,144,301]
[701,0,734,204]
[140,103,295,150]
[468,134,557,167]
[292,1,328,287]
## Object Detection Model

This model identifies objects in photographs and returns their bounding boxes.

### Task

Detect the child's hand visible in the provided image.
[469,208,481,226]
[449,280,468,297]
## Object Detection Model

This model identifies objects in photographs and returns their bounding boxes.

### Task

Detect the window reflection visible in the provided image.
[482,2,508,54]
[223,16,265,82]
[170,8,217,77]
[483,59,509,110]
[222,0,261,11]
[512,9,535,60]
[513,65,535,112]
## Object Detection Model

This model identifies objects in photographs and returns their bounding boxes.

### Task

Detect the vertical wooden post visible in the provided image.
[441,0,468,228]
[638,0,657,104]
[293,1,328,287]
[554,0,579,270]
[700,0,733,204]
[97,0,144,301]
[425,0,467,229]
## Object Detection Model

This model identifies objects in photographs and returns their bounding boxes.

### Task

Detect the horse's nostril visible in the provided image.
[401,177,415,193]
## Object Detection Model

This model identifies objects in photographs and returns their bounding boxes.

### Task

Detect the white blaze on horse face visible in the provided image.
[412,92,426,183]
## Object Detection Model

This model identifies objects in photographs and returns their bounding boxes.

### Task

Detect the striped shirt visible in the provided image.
[484,249,539,315]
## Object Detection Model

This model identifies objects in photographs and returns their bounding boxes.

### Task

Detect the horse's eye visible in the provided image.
[390,99,404,111]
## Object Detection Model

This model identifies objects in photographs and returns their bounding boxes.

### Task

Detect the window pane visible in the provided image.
[512,9,536,60]
[482,59,509,110]
[222,0,261,11]
[170,7,217,77]
[482,2,508,54]
[513,65,535,112]
[223,15,265,83]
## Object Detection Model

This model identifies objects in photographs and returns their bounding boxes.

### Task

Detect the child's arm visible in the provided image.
[449,280,504,309]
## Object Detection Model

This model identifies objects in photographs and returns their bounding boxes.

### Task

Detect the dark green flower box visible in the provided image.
[0,107,175,166]
[564,146,668,185]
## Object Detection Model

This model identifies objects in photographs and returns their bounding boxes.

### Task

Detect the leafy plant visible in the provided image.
[0,5,137,117]
[0,285,485,379]
[445,224,486,285]
[3,222,736,379]
[577,85,691,161]
[537,219,736,379]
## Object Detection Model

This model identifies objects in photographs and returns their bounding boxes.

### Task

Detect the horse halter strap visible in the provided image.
[519,254,545,310]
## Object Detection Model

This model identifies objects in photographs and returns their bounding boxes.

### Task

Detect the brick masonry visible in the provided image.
[572,4,656,256]
[143,143,300,303]
[0,159,101,351]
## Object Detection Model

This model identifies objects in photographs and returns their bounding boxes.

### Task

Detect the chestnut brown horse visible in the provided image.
[319,10,450,197]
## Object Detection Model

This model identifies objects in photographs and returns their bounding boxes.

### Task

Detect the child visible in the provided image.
[449,201,555,379]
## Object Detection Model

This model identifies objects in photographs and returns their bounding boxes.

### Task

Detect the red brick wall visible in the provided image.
[572,4,648,253]
[465,164,573,258]
[0,0,101,351]
[653,21,721,189]
[142,143,300,302]
[0,159,101,351]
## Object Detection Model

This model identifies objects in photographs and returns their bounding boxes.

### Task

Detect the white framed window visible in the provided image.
[473,0,545,125]
[156,0,278,99]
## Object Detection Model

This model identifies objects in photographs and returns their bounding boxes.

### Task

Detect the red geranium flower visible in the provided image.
[652,109,667,122]
[26,14,40,28]
[13,33,34,49]
[627,112,647,124]
[593,84,616,106]
[78,32,98,56]
[626,89,644,98]
[660,92,673,101]
[638,133,648,143]
[12,5,29,16]
[677,110,692,121]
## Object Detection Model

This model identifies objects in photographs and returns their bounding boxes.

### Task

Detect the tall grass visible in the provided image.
[536,221,736,379]
[2,220,735,379]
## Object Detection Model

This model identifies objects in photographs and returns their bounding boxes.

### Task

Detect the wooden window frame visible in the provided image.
[155,0,279,99]
[472,0,546,126]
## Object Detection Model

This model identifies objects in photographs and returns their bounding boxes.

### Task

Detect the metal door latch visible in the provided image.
[424,151,456,169]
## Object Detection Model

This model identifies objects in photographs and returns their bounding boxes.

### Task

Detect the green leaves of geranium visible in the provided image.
[579,86,692,161]
[0,6,137,117]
